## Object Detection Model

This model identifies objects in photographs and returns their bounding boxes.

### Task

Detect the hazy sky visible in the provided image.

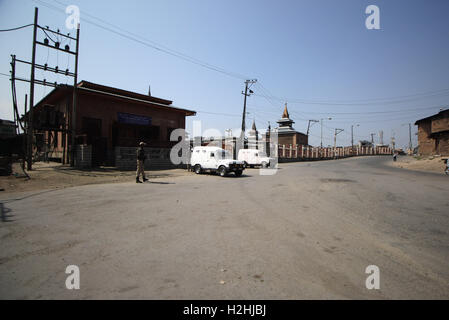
[2,0,449,148]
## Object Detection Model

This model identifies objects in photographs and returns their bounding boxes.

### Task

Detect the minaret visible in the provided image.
[277,102,295,133]
[248,119,259,149]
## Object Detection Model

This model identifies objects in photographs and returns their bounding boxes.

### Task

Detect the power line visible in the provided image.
[0,23,34,32]
[30,0,449,115]
[247,102,445,118]
[253,88,449,106]
[196,110,241,117]
[32,0,250,80]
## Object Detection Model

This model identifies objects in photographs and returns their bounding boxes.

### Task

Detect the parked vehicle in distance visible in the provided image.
[238,149,273,168]
[190,146,245,177]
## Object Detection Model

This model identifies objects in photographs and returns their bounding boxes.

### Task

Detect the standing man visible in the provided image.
[136,141,148,183]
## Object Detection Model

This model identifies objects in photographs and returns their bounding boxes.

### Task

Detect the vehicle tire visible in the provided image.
[261,161,268,168]
[249,165,254,168]
[218,166,227,177]
[235,170,243,177]
[194,164,202,174]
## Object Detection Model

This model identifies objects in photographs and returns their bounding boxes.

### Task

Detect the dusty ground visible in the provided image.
[1,156,448,299]
[390,155,448,174]
[0,161,189,194]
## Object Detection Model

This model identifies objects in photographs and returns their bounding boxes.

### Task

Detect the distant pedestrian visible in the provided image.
[136,142,148,183]
[444,158,449,175]
[393,152,397,162]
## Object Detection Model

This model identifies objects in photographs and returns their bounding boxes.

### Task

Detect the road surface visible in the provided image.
[1,156,448,299]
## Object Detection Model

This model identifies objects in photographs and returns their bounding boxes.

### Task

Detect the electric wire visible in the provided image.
[0,23,33,32]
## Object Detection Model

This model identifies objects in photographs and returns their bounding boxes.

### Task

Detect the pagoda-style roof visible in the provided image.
[282,103,289,118]
[277,103,295,134]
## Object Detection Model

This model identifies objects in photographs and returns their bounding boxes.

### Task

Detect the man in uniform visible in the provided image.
[136,141,148,183]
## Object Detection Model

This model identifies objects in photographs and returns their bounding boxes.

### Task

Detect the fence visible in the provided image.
[276,145,392,162]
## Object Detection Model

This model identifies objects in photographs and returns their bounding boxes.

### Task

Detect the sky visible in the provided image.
[1,0,449,149]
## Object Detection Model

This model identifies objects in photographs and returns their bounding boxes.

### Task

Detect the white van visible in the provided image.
[190,146,245,177]
[238,149,273,168]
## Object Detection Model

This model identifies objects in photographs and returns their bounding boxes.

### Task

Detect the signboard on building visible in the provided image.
[117,112,152,126]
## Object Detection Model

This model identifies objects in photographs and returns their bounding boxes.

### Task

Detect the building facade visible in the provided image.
[415,109,449,156]
[32,81,196,167]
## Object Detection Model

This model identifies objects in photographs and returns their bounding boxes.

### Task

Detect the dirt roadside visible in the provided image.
[0,161,190,194]
[389,155,448,174]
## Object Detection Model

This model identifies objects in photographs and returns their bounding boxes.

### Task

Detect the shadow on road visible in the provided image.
[0,202,14,222]
[146,181,175,185]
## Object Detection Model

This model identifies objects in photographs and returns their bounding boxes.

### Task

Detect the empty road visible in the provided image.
[1,156,448,299]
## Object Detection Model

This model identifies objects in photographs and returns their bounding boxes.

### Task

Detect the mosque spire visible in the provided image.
[282,102,289,118]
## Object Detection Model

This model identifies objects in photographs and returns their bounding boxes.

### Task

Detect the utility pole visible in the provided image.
[70,23,80,167]
[391,134,396,153]
[334,128,344,158]
[27,7,38,170]
[408,123,412,152]
[23,94,28,170]
[241,79,257,135]
[351,124,359,155]
[239,79,257,151]
[266,121,271,157]
[370,133,376,145]
[307,119,319,136]
[320,117,332,148]
[11,7,80,169]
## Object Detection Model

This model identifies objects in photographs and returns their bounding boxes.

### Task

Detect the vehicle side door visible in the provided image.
[207,151,219,169]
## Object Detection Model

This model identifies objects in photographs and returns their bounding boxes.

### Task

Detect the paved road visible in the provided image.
[1,156,448,299]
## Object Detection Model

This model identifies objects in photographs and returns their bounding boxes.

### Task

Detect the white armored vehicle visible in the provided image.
[190,146,245,177]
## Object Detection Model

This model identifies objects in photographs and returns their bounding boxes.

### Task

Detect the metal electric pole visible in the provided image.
[11,7,80,169]
[70,24,80,167]
[351,124,359,155]
[320,117,332,148]
[391,131,396,153]
[408,123,412,152]
[307,119,319,136]
[27,7,38,170]
[334,128,344,158]
[241,79,257,135]
[239,79,257,152]
[370,133,376,145]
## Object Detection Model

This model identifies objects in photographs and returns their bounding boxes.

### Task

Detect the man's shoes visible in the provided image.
[136,178,142,183]
[143,176,148,182]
